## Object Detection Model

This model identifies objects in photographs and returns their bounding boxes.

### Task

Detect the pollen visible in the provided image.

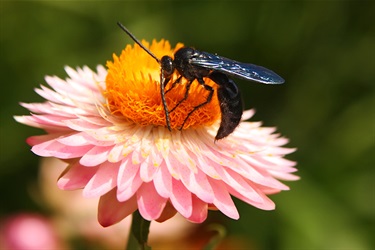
[104,39,220,129]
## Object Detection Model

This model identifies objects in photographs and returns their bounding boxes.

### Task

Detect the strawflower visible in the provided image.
[15,39,298,229]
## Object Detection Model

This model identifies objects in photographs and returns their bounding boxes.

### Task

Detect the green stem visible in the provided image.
[128,210,151,250]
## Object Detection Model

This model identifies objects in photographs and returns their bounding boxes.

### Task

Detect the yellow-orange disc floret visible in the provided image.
[104,39,220,130]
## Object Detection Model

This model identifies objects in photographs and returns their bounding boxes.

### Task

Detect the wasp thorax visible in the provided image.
[174,47,210,81]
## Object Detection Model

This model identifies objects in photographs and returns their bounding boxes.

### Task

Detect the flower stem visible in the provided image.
[129,210,151,250]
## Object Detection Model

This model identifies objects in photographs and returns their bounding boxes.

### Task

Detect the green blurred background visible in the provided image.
[1,1,374,249]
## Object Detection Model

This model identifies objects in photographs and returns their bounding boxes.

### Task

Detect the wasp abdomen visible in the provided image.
[209,72,243,140]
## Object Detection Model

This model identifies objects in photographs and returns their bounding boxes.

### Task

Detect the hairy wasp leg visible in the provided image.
[165,75,182,94]
[160,70,172,131]
[169,80,194,113]
[179,78,213,130]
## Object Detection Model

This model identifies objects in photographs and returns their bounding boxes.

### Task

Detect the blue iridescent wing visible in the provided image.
[190,51,285,84]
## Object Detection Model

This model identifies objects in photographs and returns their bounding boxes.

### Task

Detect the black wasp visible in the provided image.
[117,22,284,140]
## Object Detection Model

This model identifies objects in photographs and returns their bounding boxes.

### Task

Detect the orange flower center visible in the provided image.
[104,39,220,129]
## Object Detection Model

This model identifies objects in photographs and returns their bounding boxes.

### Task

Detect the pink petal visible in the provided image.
[241,154,296,173]
[220,153,288,190]
[48,102,91,117]
[189,148,220,179]
[80,146,112,166]
[35,84,71,105]
[257,186,282,195]
[241,109,255,120]
[81,132,117,147]
[57,132,90,146]
[117,158,142,201]
[98,188,137,227]
[64,119,102,131]
[131,147,141,165]
[170,179,192,218]
[154,126,171,159]
[14,115,42,128]
[32,140,93,159]
[30,114,68,127]
[262,146,296,155]
[83,161,119,198]
[15,115,69,131]
[108,143,125,163]
[178,164,215,203]
[227,184,275,211]
[140,158,159,182]
[149,143,163,167]
[74,115,111,127]
[164,153,181,180]
[20,102,54,114]
[26,134,64,146]
[208,178,239,220]
[153,162,172,198]
[136,182,168,221]
[213,165,264,204]
[261,155,297,168]
[57,162,98,190]
[170,132,197,172]
[155,202,178,222]
[268,171,300,181]
[187,195,208,223]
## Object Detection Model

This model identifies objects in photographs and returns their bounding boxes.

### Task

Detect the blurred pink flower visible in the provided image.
[15,40,298,227]
[0,213,63,250]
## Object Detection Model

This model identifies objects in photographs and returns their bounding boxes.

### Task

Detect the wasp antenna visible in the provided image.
[117,22,160,63]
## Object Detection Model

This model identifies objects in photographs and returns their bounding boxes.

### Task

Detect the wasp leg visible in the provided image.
[179,78,213,130]
[169,79,194,113]
[160,69,172,131]
[165,75,182,94]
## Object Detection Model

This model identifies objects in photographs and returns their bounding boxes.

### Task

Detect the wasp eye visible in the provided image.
[161,56,174,76]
